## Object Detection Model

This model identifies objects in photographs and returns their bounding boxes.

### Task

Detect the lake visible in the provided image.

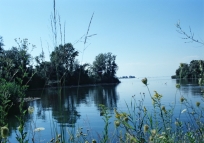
[7,77,203,142]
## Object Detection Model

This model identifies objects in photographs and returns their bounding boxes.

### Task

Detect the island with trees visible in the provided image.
[172,60,204,79]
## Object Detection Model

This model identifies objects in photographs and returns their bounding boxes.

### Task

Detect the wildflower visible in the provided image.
[180,96,185,102]
[143,125,149,133]
[151,129,156,136]
[1,126,9,138]
[114,120,120,127]
[196,102,200,107]
[114,108,121,119]
[181,109,187,114]
[176,84,180,88]
[121,112,128,117]
[28,106,34,114]
[141,78,147,85]
[34,127,45,132]
[92,139,97,143]
[153,91,162,99]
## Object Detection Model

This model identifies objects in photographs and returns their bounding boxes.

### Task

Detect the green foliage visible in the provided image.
[92,53,119,83]
[0,37,35,143]
[99,104,112,143]
[175,60,204,79]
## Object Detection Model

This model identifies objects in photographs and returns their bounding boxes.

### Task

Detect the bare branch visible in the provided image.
[176,21,204,46]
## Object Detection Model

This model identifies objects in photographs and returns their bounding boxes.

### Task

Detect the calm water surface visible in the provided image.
[7,77,203,142]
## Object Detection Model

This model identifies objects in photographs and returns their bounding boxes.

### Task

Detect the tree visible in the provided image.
[175,60,204,79]
[50,43,78,70]
[49,43,79,85]
[0,36,4,55]
[92,53,119,83]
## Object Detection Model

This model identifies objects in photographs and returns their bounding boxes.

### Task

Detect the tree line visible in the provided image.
[0,36,120,89]
[172,60,204,79]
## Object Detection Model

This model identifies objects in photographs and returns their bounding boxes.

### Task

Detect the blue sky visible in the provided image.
[0,0,204,77]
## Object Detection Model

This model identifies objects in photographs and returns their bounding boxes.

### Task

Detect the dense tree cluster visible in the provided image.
[0,36,120,90]
[92,53,119,83]
[174,60,204,79]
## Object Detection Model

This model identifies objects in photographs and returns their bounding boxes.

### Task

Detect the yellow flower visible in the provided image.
[141,78,147,85]
[153,91,162,99]
[1,126,9,138]
[114,120,120,127]
[121,112,128,117]
[114,108,121,119]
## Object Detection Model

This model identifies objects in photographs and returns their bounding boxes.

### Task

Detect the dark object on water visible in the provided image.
[171,75,178,79]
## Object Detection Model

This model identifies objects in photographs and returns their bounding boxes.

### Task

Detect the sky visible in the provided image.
[0,0,204,77]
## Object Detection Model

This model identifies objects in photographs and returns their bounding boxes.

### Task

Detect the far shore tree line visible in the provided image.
[172,60,204,79]
[0,36,120,90]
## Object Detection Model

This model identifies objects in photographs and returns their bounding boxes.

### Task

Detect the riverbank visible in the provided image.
[28,82,121,91]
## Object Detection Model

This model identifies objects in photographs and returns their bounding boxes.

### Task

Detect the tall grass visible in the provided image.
[1,3,204,143]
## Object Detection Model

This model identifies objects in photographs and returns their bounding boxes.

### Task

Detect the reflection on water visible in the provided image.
[7,78,204,142]
[26,84,119,124]
[176,78,203,96]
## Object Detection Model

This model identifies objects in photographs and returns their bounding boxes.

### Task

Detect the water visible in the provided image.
[7,77,203,142]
